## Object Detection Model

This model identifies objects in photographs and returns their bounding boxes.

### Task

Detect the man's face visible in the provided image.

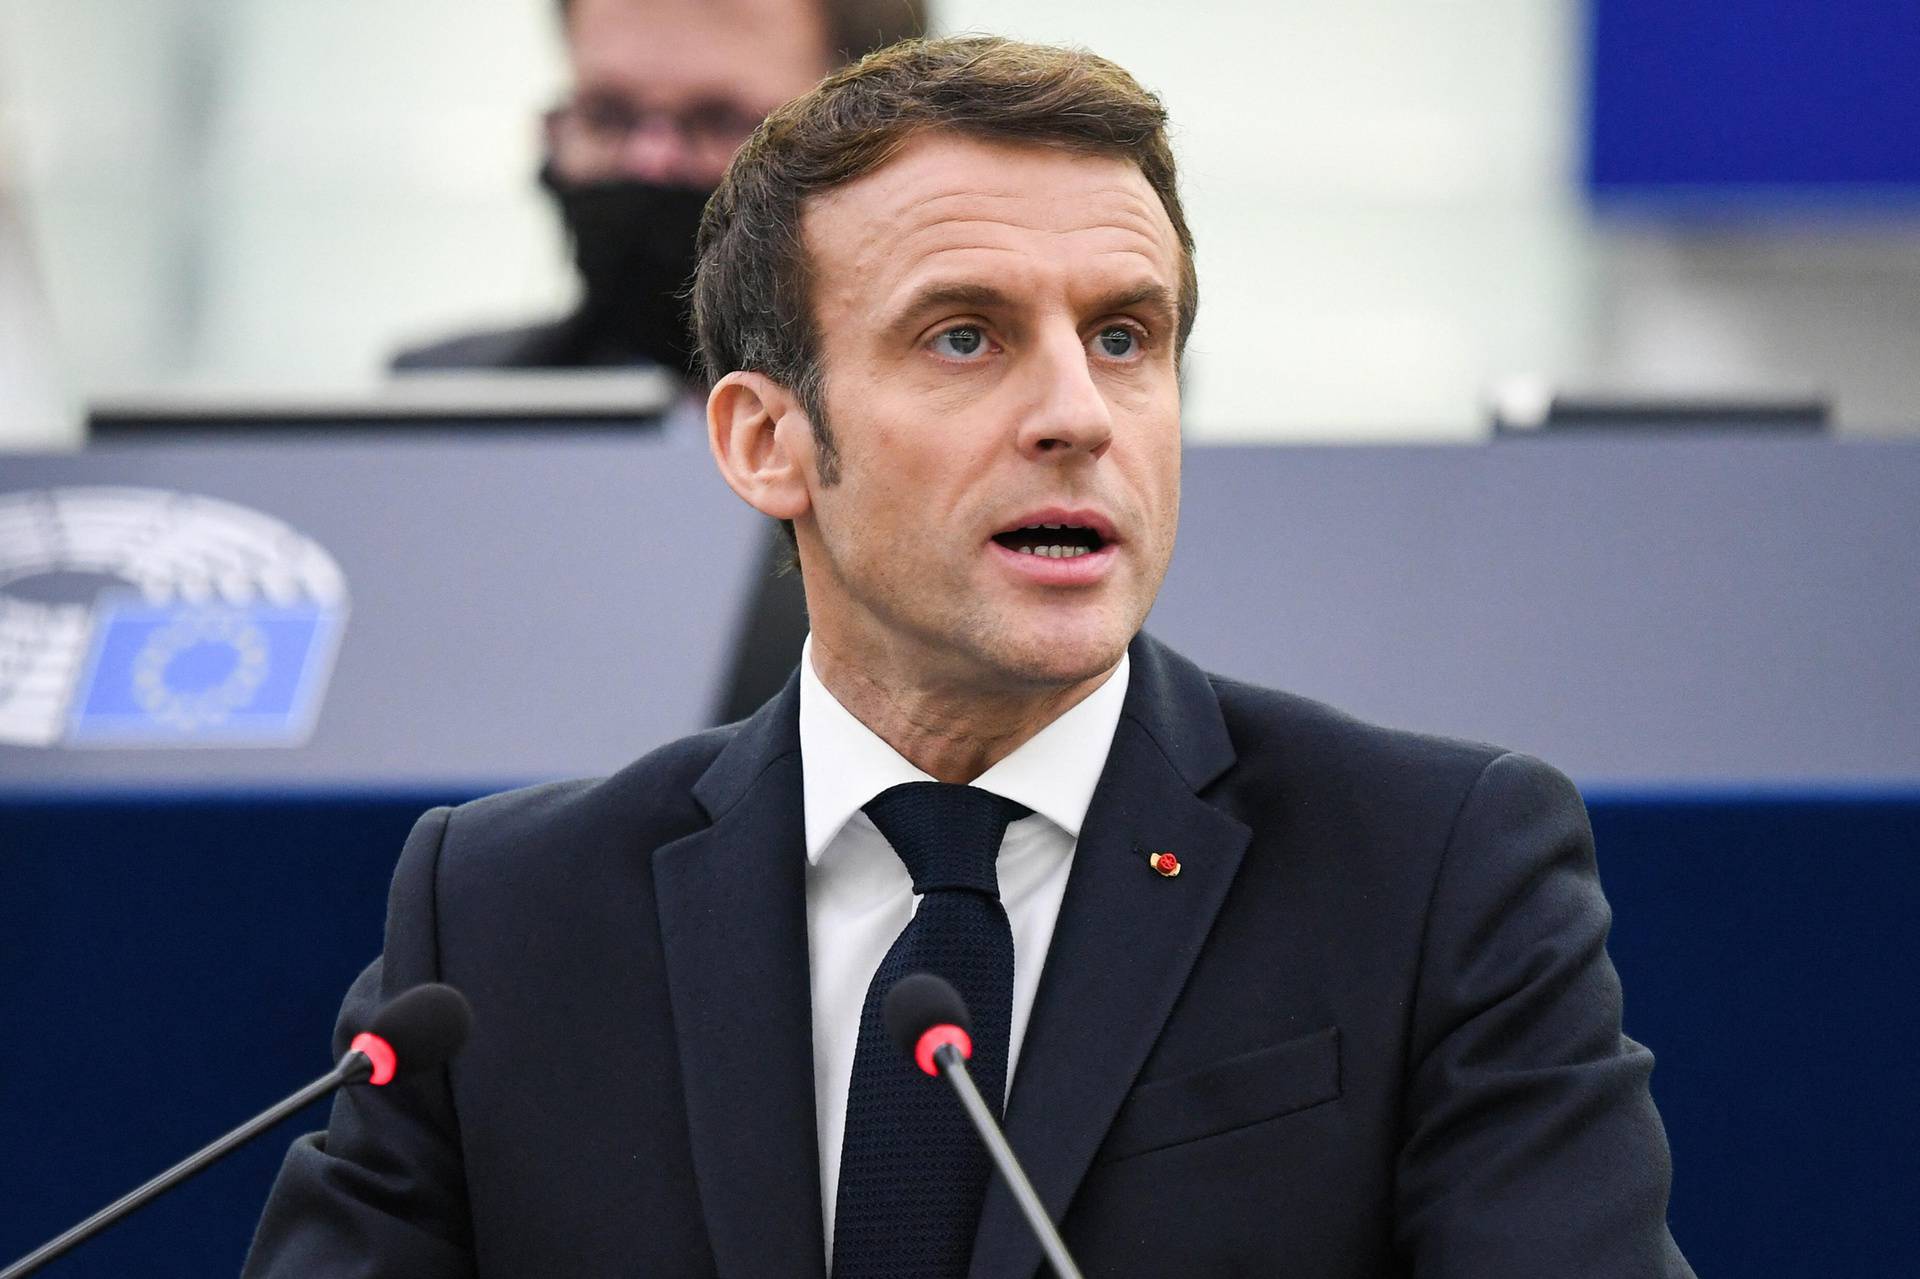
[552,0,831,186]
[794,132,1185,696]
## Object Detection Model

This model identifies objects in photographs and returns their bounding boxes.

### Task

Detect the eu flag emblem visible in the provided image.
[68,597,344,746]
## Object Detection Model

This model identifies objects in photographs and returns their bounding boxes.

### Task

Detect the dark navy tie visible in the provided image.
[831,782,1031,1278]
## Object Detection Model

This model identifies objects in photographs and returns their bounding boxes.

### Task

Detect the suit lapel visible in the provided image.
[970,637,1252,1278]
[654,678,827,1279]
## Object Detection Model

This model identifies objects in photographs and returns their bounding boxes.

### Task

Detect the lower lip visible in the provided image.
[986,539,1119,585]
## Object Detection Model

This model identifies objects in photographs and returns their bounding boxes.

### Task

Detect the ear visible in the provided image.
[707,371,815,522]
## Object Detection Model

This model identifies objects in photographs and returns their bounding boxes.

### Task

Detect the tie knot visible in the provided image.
[863,782,1030,897]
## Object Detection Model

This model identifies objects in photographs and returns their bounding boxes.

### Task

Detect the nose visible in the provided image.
[615,115,697,184]
[1016,327,1114,461]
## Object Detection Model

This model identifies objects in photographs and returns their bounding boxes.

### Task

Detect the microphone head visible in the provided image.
[884,972,972,1061]
[366,982,473,1075]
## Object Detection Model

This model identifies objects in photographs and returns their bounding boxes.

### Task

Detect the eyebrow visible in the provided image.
[1096,282,1181,328]
[881,282,1017,334]
[881,280,1181,334]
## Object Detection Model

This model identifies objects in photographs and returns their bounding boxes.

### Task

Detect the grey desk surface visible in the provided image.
[2,434,1915,791]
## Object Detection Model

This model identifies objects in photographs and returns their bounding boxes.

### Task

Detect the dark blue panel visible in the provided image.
[1588,0,1920,195]
[1592,794,1920,1273]
[0,793,475,1279]
[3,791,1916,1275]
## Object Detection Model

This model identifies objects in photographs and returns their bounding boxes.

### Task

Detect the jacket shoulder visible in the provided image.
[430,723,737,879]
[1202,673,1569,826]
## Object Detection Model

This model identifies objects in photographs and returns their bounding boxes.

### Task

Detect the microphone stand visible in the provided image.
[933,1043,1086,1279]
[0,1052,372,1279]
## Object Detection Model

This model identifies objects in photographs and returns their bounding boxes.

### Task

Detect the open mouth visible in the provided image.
[990,522,1108,559]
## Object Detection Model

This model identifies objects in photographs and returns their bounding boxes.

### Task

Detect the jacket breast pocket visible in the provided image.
[1099,1026,1342,1163]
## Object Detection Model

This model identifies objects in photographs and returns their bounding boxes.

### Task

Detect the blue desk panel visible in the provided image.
[3,791,1916,1276]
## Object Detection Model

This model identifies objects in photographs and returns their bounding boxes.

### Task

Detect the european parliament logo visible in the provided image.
[0,487,348,748]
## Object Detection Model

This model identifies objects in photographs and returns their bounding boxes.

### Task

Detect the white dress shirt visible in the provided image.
[799,637,1130,1258]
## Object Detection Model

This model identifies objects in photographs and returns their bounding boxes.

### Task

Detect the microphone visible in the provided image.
[0,982,472,1279]
[883,973,1086,1279]
[344,981,474,1085]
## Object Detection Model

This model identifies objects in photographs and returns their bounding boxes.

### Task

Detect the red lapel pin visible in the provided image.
[1148,851,1181,878]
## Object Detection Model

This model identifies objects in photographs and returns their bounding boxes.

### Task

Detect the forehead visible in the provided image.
[566,0,829,107]
[802,132,1182,322]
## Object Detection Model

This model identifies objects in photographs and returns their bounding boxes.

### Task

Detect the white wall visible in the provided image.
[1,0,571,400]
[187,0,574,383]
[1590,222,1920,434]
[0,146,75,447]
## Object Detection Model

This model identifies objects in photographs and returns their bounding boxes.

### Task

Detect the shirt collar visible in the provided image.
[798,636,1130,863]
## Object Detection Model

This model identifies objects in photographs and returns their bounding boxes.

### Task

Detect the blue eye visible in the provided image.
[1096,326,1139,358]
[932,325,988,359]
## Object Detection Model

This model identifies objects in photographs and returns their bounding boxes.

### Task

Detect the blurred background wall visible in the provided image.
[1,0,1916,443]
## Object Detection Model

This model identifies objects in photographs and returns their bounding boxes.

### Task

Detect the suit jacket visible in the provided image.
[245,635,1692,1277]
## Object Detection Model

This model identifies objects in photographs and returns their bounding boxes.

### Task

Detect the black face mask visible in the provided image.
[541,164,714,379]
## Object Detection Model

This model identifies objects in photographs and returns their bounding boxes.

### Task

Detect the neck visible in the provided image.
[809,634,1117,783]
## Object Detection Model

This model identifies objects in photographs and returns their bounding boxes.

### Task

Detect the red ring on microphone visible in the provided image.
[913,1024,972,1077]
[349,1032,398,1086]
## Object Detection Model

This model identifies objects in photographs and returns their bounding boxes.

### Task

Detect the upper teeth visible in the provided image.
[1005,522,1097,558]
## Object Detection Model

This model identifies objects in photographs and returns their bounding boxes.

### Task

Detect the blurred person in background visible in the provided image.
[392,0,927,380]
[396,0,932,725]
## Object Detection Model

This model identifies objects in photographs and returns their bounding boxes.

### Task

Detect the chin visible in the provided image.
[973,615,1133,692]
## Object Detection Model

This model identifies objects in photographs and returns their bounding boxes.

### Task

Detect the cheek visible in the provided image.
[859,416,981,509]
[827,448,944,565]
[1134,430,1183,558]
[850,428,931,514]
[1122,404,1183,497]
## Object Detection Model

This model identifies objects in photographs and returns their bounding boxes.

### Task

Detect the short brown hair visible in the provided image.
[693,35,1199,443]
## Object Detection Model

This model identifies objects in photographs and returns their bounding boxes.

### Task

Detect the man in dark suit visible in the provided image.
[248,37,1692,1276]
